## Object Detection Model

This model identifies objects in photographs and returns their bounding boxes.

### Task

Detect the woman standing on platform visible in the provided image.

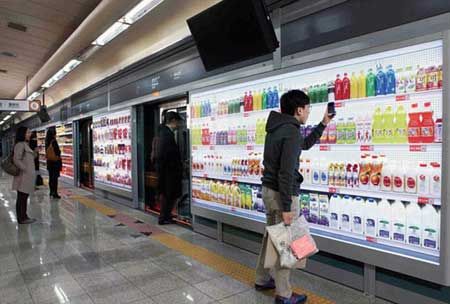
[12,126,36,224]
[45,127,62,199]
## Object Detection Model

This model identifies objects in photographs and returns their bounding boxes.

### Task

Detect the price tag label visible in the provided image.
[328,187,339,193]
[193,146,198,150]
[203,173,208,178]
[335,102,345,108]
[396,94,409,102]
[243,113,250,117]
[410,145,426,152]
[209,145,215,150]
[246,145,254,151]
[211,117,216,121]
[366,236,377,243]
[232,177,238,182]
[231,207,236,212]
[360,145,374,151]
[418,197,433,204]
[320,145,331,151]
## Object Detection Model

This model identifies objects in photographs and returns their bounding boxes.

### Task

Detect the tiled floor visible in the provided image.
[0,172,393,304]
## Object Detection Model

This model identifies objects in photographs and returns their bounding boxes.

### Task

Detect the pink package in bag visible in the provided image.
[290,234,318,260]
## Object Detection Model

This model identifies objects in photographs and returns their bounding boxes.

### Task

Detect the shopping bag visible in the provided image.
[263,233,278,269]
[1,154,20,176]
[46,140,59,161]
[266,215,316,269]
[36,174,44,186]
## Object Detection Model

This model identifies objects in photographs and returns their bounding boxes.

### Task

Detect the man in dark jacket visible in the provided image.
[255,90,333,304]
[157,111,183,225]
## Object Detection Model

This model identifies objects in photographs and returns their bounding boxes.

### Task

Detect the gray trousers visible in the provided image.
[255,186,300,298]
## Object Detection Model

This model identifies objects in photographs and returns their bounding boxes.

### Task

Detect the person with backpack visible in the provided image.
[12,127,36,224]
[45,127,62,199]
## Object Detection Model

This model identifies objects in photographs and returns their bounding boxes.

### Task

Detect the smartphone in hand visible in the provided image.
[327,102,336,118]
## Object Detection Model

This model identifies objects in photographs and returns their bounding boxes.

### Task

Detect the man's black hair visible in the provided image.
[15,126,28,143]
[163,111,183,124]
[280,90,310,116]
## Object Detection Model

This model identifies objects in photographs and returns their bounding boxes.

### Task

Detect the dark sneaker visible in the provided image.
[158,219,175,225]
[275,293,307,304]
[19,218,36,225]
[255,278,276,291]
[52,194,61,199]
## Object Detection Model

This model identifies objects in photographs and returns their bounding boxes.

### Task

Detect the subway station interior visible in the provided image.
[1,0,450,303]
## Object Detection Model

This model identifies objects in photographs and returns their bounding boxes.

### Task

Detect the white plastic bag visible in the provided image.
[266,215,317,269]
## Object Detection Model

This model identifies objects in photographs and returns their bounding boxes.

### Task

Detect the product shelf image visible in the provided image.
[301,183,441,205]
[192,173,261,185]
[312,143,441,153]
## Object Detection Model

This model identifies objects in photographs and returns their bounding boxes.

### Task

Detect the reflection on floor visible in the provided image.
[0,171,392,304]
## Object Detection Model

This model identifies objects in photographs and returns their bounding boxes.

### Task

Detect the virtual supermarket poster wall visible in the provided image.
[190,41,443,264]
[93,109,132,191]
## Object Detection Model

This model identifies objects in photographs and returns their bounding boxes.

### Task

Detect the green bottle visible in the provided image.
[366,69,376,97]
[261,89,267,109]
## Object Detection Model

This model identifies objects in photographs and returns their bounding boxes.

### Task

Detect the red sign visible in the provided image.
[328,187,338,194]
[203,173,208,178]
[409,145,426,152]
[320,145,331,151]
[360,145,374,151]
[418,197,433,204]
[395,94,409,102]
[335,102,345,108]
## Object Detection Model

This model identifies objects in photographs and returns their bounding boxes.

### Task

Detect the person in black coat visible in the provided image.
[29,131,42,187]
[45,127,62,199]
[157,111,183,225]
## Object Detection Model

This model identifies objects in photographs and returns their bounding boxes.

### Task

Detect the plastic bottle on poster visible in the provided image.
[319,158,329,185]
[422,204,439,250]
[426,66,439,90]
[405,65,416,93]
[329,194,341,229]
[381,161,394,192]
[372,107,383,144]
[342,73,351,100]
[394,105,408,143]
[430,162,441,196]
[376,64,387,96]
[393,161,406,193]
[300,193,310,221]
[417,163,431,196]
[366,68,377,97]
[340,195,352,232]
[309,193,320,224]
[408,103,421,144]
[438,65,443,89]
[358,70,366,98]
[335,74,343,100]
[383,105,395,143]
[312,158,320,184]
[406,202,422,246]
[377,199,392,240]
[396,68,406,94]
[369,155,382,191]
[405,161,418,194]
[434,118,443,143]
[421,102,435,144]
[327,121,337,144]
[345,117,356,144]
[318,194,330,226]
[358,155,370,190]
[391,200,407,243]
[415,65,427,91]
[351,197,365,234]
[386,64,396,95]
[350,72,359,99]
[365,198,378,237]
[304,159,312,184]
[261,89,267,110]
[273,86,280,108]
[328,81,335,102]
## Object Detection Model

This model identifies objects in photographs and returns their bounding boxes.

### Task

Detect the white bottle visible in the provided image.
[319,194,330,227]
[340,195,352,232]
[430,162,441,197]
[312,158,321,185]
[329,194,341,229]
[304,159,312,184]
[365,198,378,237]
[309,193,320,224]
[393,161,406,193]
[381,161,394,192]
[364,114,373,144]
[359,155,370,190]
[351,197,365,235]
[377,199,392,240]
[405,161,418,194]
[391,200,407,243]
[319,158,329,185]
[369,155,381,191]
[406,202,422,246]
[421,204,440,250]
[417,163,430,196]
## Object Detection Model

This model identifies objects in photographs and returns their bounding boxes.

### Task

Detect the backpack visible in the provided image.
[1,146,20,176]
[46,140,59,161]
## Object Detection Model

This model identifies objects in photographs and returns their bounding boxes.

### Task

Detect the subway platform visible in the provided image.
[0,171,392,304]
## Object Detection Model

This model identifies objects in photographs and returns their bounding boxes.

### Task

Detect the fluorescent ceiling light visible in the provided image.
[121,0,164,24]
[10,112,16,115]
[28,91,41,100]
[92,22,129,46]
[42,59,81,88]
[0,121,4,125]
[3,115,12,121]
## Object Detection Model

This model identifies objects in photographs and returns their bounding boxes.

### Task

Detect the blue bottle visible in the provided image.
[267,88,273,108]
[376,64,387,96]
[273,86,279,108]
[385,65,396,95]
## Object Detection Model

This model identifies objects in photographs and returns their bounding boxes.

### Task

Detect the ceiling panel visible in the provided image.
[0,0,101,99]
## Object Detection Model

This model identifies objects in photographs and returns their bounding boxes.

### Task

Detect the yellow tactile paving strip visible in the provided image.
[70,194,334,304]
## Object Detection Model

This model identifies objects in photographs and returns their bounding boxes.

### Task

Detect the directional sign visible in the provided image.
[0,99,41,112]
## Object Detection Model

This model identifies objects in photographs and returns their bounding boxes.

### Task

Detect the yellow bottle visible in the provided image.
[358,70,366,98]
[350,72,359,99]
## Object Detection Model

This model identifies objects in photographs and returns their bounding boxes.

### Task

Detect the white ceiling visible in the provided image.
[0,0,101,99]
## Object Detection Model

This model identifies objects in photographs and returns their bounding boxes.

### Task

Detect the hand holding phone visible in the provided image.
[322,102,336,125]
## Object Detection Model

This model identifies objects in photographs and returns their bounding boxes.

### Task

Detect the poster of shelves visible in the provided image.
[190,40,443,264]
[92,109,132,191]
[36,122,74,179]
